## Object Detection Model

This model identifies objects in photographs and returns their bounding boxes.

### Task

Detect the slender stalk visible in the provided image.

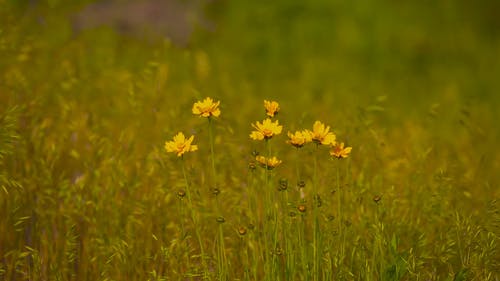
[217,222,227,281]
[371,202,382,280]
[264,139,270,281]
[208,118,217,186]
[299,214,309,281]
[295,147,300,184]
[312,144,319,281]
[178,196,192,280]
[283,189,294,281]
[336,163,344,267]
[263,138,278,281]
[208,118,227,281]
[241,235,250,281]
[181,157,209,280]
[247,167,260,281]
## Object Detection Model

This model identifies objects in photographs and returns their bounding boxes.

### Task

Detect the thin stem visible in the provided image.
[242,236,250,281]
[182,157,209,280]
[299,214,309,281]
[179,197,192,280]
[296,148,300,179]
[208,118,217,187]
[218,223,227,281]
[264,138,275,281]
[312,144,319,281]
[208,118,227,281]
[336,163,343,266]
[283,189,291,281]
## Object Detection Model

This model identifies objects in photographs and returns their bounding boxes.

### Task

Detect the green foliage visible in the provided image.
[0,106,22,193]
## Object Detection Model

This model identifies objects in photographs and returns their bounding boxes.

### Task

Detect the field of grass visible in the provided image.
[1,0,499,280]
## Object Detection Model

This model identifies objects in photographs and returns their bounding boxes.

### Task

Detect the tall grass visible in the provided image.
[1,0,499,280]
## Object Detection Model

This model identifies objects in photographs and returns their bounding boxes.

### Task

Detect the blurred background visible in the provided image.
[3,0,500,101]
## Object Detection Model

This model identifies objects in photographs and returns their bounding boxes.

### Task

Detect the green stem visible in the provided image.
[208,118,227,281]
[264,138,276,281]
[336,164,343,266]
[208,118,217,187]
[247,168,260,281]
[299,214,309,281]
[283,189,292,281]
[242,236,250,281]
[312,144,319,281]
[181,157,209,280]
[218,223,227,281]
[295,147,301,194]
[179,197,192,280]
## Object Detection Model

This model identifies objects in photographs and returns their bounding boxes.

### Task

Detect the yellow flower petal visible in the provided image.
[264,100,280,117]
[330,142,352,159]
[255,155,282,169]
[250,118,282,140]
[311,121,336,145]
[250,131,264,140]
[287,130,313,148]
[165,132,198,157]
[192,97,221,118]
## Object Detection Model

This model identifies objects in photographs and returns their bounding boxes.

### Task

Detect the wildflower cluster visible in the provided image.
[287,121,352,159]
[163,96,352,280]
[248,100,352,171]
[255,155,282,170]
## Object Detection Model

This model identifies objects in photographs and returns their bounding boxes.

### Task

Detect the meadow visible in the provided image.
[1,0,499,280]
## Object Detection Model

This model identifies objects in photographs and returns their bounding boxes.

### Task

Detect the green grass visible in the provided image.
[1,0,499,280]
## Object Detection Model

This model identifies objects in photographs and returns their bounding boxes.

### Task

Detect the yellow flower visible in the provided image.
[165,132,198,157]
[264,100,280,117]
[255,155,282,169]
[330,142,352,159]
[287,130,312,148]
[311,121,336,145]
[250,118,283,140]
[192,97,221,118]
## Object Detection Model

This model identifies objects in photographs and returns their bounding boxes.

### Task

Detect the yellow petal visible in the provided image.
[250,131,264,140]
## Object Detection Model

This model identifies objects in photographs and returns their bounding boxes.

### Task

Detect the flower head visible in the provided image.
[287,130,312,148]
[264,100,280,117]
[311,121,336,145]
[330,142,352,159]
[192,97,221,118]
[255,155,282,170]
[165,132,198,157]
[250,118,283,140]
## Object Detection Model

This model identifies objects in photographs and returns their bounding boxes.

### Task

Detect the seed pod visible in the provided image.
[216,216,225,223]
[248,162,256,170]
[373,195,382,203]
[314,194,322,207]
[298,204,306,213]
[212,187,220,196]
[177,190,186,198]
[238,226,247,236]
[275,247,283,256]
[279,178,288,191]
